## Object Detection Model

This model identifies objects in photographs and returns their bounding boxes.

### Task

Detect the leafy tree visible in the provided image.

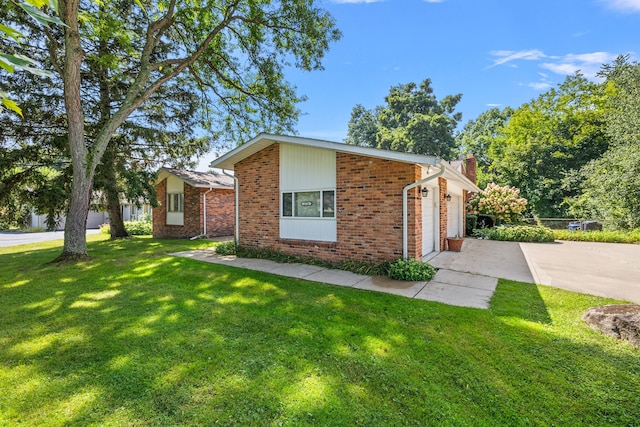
[345,104,379,147]
[0,10,209,236]
[573,145,640,229]
[599,55,640,147]
[4,0,340,260]
[455,107,512,187]
[489,74,609,218]
[346,79,462,159]
[1,0,64,116]
[571,56,640,229]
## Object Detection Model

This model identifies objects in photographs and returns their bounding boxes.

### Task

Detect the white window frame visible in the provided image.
[281,189,335,219]
[167,192,184,213]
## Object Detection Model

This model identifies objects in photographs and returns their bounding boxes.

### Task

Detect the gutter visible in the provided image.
[190,187,213,240]
[402,164,445,259]
[223,169,239,244]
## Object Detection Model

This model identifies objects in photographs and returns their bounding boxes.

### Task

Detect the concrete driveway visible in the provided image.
[0,230,101,247]
[428,238,640,304]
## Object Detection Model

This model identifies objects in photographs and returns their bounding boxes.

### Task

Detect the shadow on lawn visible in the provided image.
[1,238,639,425]
[490,279,553,325]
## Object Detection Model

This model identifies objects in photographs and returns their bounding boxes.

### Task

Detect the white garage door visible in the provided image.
[422,188,435,255]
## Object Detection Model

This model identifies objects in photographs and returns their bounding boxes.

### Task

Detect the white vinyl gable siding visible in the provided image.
[166,175,184,226]
[280,143,336,242]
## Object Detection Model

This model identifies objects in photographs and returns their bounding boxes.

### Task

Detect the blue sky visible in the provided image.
[199,0,640,170]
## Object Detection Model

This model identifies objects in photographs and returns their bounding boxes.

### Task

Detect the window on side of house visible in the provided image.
[282,190,335,218]
[167,193,184,213]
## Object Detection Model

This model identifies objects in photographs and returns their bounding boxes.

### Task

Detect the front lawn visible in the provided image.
[1,236,638,426]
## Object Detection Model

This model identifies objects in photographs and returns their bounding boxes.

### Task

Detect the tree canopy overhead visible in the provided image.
[455,107,512,188]
[571,56,640,229]
[487,73,609,218]
[346,78,462,160]
[3,0,341,259]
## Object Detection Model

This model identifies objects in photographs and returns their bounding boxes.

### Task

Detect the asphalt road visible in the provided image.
[0,230,101,247]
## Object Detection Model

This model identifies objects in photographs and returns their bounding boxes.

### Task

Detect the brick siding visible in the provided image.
[235,144,281,247]
[153,178,235,238]
[234,144,423,263]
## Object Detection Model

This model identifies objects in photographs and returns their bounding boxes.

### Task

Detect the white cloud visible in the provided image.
[540,51,618,78]
[599,0,640,12]
[488,49,546,68]
[540,62,583,75]
[528,82,553,90]
[486,103,502,107]
[489,48,619,79]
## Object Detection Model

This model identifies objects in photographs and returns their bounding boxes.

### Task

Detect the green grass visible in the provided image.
[1,236,639,426]
[553,228,640,244]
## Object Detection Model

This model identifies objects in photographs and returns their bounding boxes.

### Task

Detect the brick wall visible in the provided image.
[153,178,235,238]
[152,179,168,237]
[235,144,281,247]
[439,177,448,250]
[335,153,422,262]
[464,154,477,185]
[234,144,423,263]
[202,188,235,237]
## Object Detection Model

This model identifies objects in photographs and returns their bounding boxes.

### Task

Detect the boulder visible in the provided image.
[583,305,640,346]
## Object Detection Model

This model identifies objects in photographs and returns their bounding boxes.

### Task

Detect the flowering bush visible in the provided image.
[468,183,528,224]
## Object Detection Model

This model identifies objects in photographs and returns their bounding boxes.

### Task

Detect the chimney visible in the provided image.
[464,153,477,185]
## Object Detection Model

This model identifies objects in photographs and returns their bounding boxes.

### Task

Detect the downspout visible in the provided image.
[402,164,445,259]
[190,187,212,240]
[202,187,213,236]
[223,169,239,244]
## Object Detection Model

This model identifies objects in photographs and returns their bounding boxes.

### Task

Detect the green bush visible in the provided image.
[465,214,477,236]
[473,225,554,242]
[388,258,436,281]
[553,228,640,244]
[234,246,393,276]
[125,220,153,235]
[99,220,153,236]
[215,240,237,255]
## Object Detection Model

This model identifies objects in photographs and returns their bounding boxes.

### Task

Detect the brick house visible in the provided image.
[210,134,479,263]
[153,168,235,239]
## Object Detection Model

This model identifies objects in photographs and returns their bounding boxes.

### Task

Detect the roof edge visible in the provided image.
[209,133,441,170]
[157,167,234,189]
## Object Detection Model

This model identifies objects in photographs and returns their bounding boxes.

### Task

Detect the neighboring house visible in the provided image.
[29,200,152,231]
[210,133,479,263]
[153,168,235,239]
[120,200,153,222]
[30,210,108,231]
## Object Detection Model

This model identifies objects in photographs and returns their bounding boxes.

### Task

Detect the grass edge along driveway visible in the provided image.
[1,236,638,426]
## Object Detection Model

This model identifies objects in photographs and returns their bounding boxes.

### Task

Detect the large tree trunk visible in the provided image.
[101,147,129,239]
[106,196,128,239]
[57,0,91,261]
[59,172,92,261]
[95,38,129,240]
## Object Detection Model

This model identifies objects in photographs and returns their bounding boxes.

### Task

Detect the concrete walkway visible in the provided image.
[171,249,497,309]
[428,238,640,304]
